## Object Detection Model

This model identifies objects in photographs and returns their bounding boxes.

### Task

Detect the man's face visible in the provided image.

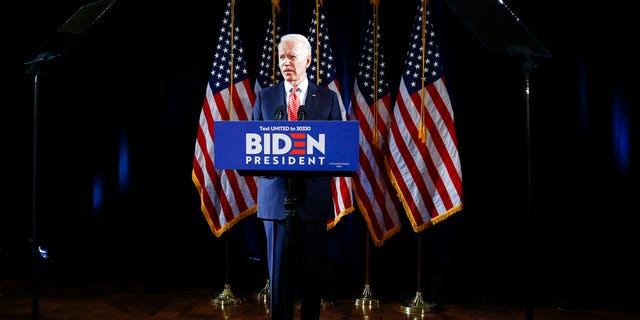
[278,39,311,84]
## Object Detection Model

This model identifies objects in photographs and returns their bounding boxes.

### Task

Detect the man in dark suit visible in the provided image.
[252,33,343,320]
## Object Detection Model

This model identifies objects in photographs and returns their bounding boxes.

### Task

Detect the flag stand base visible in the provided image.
[401,291,439,314]
[321,297,334,309]
[209,284,244,306]
[354,284,379,308]
[354,284,379,316]
[255,279,270,304]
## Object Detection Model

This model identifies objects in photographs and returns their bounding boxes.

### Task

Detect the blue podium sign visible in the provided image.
[214,120,359,174]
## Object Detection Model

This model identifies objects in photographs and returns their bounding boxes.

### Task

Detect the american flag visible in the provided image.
[306,5,354,228]
[253,14,281,94]
[387,0,463,232]
[192,0,258,237]
[349,16,402,246]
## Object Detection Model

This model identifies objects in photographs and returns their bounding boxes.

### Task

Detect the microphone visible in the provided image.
[274,107,284,120]
[297,105,306,120]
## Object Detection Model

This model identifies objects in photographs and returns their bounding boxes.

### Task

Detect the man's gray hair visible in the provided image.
[280,33,312,57]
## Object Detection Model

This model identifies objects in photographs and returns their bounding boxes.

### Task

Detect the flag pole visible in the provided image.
[401,231,439,314]
[402,1,440,312]
[210,236,243,306]
[270,0,280,85]
[355,2,381,310]
[354,228,379,314]
[255,0,281,305]
[227,0,236,119]
[314,0,321,85]
[210,0,242,307]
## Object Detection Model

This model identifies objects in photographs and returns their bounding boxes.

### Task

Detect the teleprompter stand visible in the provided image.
[444,0,551,319]
[23,2,116,320]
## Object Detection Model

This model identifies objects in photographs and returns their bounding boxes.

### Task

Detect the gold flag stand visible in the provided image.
[401,291,439,315]
[210,283,243,306]
[256,278,270,304]
[401,232,440,314]
[355,229,380,316]
[210,238,244,306]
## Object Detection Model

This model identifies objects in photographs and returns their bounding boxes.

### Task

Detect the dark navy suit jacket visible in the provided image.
[252,81,343,221]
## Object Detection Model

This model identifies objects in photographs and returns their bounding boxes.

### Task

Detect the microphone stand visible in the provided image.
[282,176,296,314]
[267,106,306,314]
[280,106,304,315]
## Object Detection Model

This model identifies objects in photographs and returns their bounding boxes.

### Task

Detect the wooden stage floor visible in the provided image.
[1,280,638,320]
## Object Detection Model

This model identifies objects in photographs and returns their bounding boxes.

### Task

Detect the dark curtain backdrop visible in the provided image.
[4,0,637,308]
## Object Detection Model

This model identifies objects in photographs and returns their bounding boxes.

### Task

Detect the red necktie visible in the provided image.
[287,85,299,121]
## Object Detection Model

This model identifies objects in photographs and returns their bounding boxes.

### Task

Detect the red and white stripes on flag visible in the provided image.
[192,1,257,237]
[388,0,463,233]
[350,16,402,246]
[307,4,354,228]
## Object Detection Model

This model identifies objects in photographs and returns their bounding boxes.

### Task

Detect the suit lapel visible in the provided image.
[305,83,319,119]
[274,82,286,107]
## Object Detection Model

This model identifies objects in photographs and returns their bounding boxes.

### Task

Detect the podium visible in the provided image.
[214,119,359,312]
[214,120,359,176]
